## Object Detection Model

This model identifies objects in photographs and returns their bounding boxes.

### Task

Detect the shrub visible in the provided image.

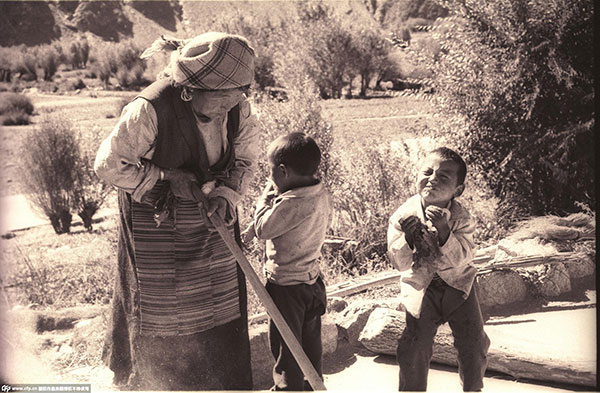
[72,125,113,231]
[20,116,80,234]
[0,92,33,125]
[91,41,147,89]
[1,109,30,126]
[6,227,116,306]
[38,46,59,81]
[0,47,16,82]
[349,26,393,96]
[15,52,37,81]
[418,0,595,225]
[0,92,34,115]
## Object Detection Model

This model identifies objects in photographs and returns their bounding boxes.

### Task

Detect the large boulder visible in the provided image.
[476,270,528,308]
[525,263,571,298]
[358,307,405,355]
[334,300,380,344]
[564,254,595,279]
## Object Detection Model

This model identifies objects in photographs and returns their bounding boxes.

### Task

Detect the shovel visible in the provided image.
[193,188,327,391]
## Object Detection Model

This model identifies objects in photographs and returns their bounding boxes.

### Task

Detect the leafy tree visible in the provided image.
[349,26,393,96]
[414,0,594,224]
[38,46,58,80]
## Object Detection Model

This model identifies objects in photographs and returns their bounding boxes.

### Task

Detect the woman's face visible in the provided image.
[190,88,245,120]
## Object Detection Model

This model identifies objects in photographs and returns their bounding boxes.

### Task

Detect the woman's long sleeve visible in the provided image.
[94,99,161,203]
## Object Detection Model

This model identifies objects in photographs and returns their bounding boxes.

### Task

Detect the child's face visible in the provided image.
[416,154,463,207]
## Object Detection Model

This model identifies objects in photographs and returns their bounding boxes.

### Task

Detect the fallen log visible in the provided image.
[359,307,596,387]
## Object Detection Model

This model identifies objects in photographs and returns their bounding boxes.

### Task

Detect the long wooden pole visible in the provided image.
[194,192,327,391]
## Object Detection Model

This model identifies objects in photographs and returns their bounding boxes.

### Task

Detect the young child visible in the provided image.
[387,147,490,392]
[243,132,331,391]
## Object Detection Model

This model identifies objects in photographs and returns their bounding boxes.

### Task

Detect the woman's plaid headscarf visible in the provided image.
[142,32,256,90]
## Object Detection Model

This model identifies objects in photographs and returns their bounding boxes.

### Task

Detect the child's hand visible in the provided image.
[261,181,278,201]
[241,223,256,248]
[425,206,451,245]
[425,206,449,230]
[399,216,421,248]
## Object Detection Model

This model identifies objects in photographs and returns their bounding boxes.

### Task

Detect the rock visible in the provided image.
[335,300,380,344]
[529,263,571,298]
[358,307,405,355]
[476,270,528,308]
[327,296,348,313]
[564,255,595,279]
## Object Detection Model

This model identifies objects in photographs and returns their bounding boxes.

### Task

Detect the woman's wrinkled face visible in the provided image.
[190,88,245,120]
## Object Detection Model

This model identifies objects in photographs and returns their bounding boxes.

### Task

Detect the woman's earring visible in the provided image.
[181,87,193,102]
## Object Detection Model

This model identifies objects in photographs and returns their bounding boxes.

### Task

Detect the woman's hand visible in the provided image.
[163,168,201,201]
[206,196,231,222]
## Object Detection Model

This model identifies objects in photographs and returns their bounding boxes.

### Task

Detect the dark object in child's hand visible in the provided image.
[400,215,441,272]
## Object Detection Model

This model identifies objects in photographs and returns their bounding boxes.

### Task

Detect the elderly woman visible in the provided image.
[94,32,259,390]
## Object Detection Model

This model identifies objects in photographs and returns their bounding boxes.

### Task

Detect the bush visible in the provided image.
[0,92,34,115]
[409,0,594,225]
[19,115,110,233]
[0,47,17,82]
[38,46,59,81]
[0,92,33,125]
[328,144,415,273]
[6,227,116,306]
[15,52,37,81]
[73,125,113,231]
[1,109,30,125]
[91,41,147,89]
[20,116,79,234]
[272,2,356,99]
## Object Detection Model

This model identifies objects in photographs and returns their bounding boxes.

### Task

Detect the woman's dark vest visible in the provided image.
[137,79,240,183]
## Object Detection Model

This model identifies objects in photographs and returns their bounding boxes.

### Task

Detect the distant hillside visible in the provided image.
[0,0,445,48]
[0,0,183,47]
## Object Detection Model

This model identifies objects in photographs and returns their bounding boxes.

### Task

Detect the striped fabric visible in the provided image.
[172,32,255,90]
[131,181,240,336]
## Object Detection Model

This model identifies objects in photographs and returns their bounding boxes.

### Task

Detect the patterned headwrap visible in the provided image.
[141,32,256,91]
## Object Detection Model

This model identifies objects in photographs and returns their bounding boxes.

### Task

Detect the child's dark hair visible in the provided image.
[429,147,467,185]
[268,132,321,176]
